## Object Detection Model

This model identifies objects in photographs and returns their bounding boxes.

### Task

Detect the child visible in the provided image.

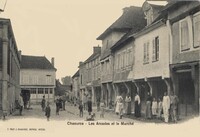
[45,102,51,121]
[86,113,95,121]
[152,98,158,118]
[79,101,83,117]
[41,96,46,111]
[100,101,105,118]
[157,98,163,120]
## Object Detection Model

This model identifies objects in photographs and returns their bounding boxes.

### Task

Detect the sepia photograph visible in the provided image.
[0,0,200,137]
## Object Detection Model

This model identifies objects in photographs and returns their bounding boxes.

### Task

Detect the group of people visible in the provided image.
[114,91,179,123]
[78,95,93,118]
[115,93,140,119]
[145,91,179,123]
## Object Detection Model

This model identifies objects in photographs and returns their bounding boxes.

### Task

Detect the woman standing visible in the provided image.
[125,94,132,115]
[146,92,152,119]
[118,97,124,119]
[87,97,92,115]
[134,92,141,117]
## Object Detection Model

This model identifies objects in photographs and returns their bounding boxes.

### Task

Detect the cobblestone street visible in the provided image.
[7,102,139,123]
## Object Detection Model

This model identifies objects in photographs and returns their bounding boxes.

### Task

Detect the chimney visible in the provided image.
[93,46,101,54]
[79,61,83,66]
[18,50,22,61]
[51,57,55,67]
[122,7,129,14]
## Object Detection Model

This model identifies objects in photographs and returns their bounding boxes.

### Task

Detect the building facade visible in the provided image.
[97,6,146,107]
[164,1,200,116]
[0,18,21,116]
[78,46,101,104]
[20,55,56,104]
[72,70,79,100]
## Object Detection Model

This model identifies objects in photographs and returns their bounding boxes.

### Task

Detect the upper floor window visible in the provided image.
[152,36,159,62]
[106,40,109,49]
[180,20,190,51]
[193,13,200,48]
[143,42,149,64]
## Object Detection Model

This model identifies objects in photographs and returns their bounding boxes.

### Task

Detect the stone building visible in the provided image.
[97,6,146,107]
[0,18,21,116]
[20,55,56,104]
[162,1,200,116]
[78,46,101,104]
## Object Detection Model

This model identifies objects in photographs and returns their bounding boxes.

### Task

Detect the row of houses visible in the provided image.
[0,18,57,117]
[72,0,200,117]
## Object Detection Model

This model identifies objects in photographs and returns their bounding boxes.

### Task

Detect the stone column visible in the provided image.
[164,78,173,95]
[134,82,140,95]
[2,24,9,117]
[92,86,95,104]
[147,81,153,96]
[191,65,199,114]
[170,68,179,96]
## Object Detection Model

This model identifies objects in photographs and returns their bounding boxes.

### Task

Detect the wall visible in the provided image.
[20,69,56,103]
[171,12,200,64]
[20,69,56,86]
[134,24,170,79]
[101,31,126,83]
[113,40,134,82]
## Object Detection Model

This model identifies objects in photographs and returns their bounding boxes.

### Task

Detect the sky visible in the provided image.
[0,0,166,80]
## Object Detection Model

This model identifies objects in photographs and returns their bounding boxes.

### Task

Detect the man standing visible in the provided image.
[170,92,179,123]
[162,92,170,123]
[18,93,24,116]
[87,97,92,115]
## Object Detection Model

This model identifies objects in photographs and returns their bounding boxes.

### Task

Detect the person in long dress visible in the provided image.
[115,96,121,115]
[145,92,152,119]
[157,98,163,119]
[152,97,158,118]
[118,98,124,119]
[134,92,141,117]
[162,92,170,123]
[125,94,132,115]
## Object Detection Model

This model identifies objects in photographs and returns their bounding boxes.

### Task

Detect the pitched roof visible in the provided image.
[72,70,79,78]
[85,52,101,63]
[97,6,146,40]
[21,55,56,70]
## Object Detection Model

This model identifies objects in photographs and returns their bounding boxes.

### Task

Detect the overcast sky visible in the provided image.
[0,0,166,80]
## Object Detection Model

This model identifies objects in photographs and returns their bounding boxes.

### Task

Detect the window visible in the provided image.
[0,40,2,70]
[50,89,53,94]
[180,20,189,51]
[45,88,48,94]
[193,13,200,48]
[143,42,149,64]
[30,88,36,94]
[32,76,38,84]
[106,40,109,49]
[152,36,159,62]
[38,88,44,94]
[46,76,51,84]
[23,75,29,84]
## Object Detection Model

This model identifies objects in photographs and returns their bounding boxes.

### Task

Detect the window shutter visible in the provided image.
[194,14,200,48]
[143,43,146,63]
[147,42,149,62]
[152,39,156,61]
[156,37,159,61]
[180,20,189,51]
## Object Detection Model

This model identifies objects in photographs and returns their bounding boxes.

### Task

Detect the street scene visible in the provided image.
[0,0,200,127]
